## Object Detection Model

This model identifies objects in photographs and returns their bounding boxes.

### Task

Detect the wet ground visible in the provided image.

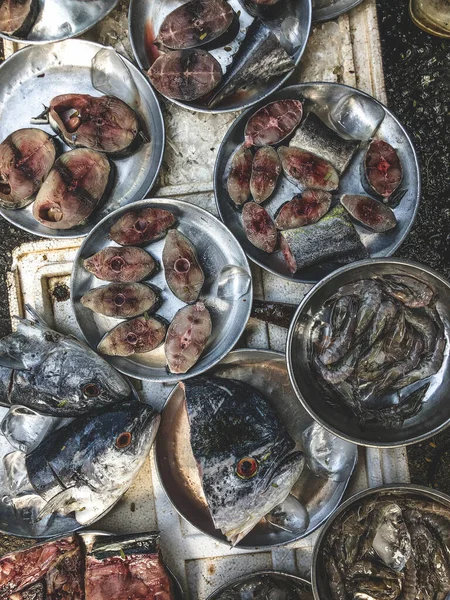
[0,0,448,552]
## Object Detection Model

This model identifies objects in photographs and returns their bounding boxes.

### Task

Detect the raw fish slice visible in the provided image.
[109,208,175,245]
[250,146,281,203]
[278,146,339,191]
[165,302,212,374]
[280,205,368,273]
[244,99,303,148]
[0,0,38,36]
[0,129,56,209]
[81,283,160,318]
[340,194,397,232]
[208,21,295,108]
[163,230,205,303]
[33,149,112,230]
[83,246,156,283]
[275,190,332,229]
[148,49,222,102]
[242,202,277,253]
[158,0,235,49]
[97,316,167,356]
[289,112,360,175]
[364,138,403,199]
[227,145,253,206]
[46,94,141,157]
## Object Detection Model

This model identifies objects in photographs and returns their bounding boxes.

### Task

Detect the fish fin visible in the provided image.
[0,355,26,370]
[37,487,85,520]
[24,304,49,327]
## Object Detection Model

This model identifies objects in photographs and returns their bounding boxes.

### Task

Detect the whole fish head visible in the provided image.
[182,377,305,545]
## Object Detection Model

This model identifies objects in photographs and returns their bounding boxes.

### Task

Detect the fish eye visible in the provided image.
[116,432,132,449]
[236,457,258,479]
[83,383,101,398]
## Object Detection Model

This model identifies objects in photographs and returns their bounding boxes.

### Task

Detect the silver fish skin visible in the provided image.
[215,574,312,599]
[0,318,132,417]
[182,376,304,546]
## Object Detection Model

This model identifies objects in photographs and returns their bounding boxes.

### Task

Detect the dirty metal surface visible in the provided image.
[4,0,410,598]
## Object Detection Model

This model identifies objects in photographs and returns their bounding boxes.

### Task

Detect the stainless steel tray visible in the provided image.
[214,82,420,284]
[0,0,120,44]
[0,39,165,239]
[71,198,252,382]
[129,0,312,113]
[312,0,365,22]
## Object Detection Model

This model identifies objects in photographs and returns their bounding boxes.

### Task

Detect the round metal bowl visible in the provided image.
[155,348,357,549]
[0,40,165,239]
[0,0,120,44]
[214,83,420,284]
[286,258,450,447]
[312,483,450,600]
[312,0,365,22]
[71,198,252,383]
[128,0,312,113]
[207,571,312,599]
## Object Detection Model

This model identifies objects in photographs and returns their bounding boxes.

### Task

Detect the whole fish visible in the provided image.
[182,376,305,545]
[0,314,132,417]
[163,230,205,303]
[25,401,159,521]
[319,296,358,366]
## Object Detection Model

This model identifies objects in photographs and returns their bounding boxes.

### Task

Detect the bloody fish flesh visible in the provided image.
[45,94,142,157]
[242,201,277,253]
[364,138,403,200]
[278,146,340,191]
[109,207,175,245]
[227,145,253,206]
[83,246,156,283]
[340,194,397,233]
[33,149,112,230]
[165,302,212,374]
[162,230,205,303]
[97,315,167,356]
[250,146,281,203]
[158,0,235,50]
[0,0,38,36]
[81,283,160,318]
[275,190,332,230]
[0,129,56,210]
[148,49,222,102]
[244,99,303,148]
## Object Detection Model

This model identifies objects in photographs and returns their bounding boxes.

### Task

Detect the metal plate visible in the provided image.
[155,349,357,548]
[214,83,420,284]
[312,0,365,22]
[0,0,120,44]
[312,484,450,600]
[71,198,252,383]
[207,571,312,599]
[286,258,450,448]
[128,0,312,113]
[0,39,165,239]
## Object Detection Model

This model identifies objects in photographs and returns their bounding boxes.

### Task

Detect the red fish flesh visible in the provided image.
[109,207,175,246]
[244,100,303,148]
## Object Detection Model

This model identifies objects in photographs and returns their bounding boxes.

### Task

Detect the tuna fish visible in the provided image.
[364,138,403,200]
[80,283,160,319]
[275,190,332,230]
[97,315,167,357]
[162,230,205,303]
[242,201,277,252]
[278,146,339,191]
[340,194,397,233]
[83,246,157,283]
[109,208,175,246]
[227,145,253,207]
[165,302,212,374]
[244,99,303,148]
[250,146,281,203]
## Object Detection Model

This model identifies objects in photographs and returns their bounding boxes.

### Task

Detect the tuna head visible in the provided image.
[182,376,305,545]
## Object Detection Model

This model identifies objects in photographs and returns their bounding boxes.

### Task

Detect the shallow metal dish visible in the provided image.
[214,83,420,284]
[155,348,357,548]
[128,0,312,113]
[0,40,165,239]
[0,0,119,44]
[312,0,365,22]
[312,483,450,600]
[286,258,450,448]
[71,198,252,383]
[207,571,312,599]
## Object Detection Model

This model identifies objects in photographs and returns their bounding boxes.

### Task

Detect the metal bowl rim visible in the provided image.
[286,256,450,448]
[70,197,253,383]
[128,0,313,114]
[0,39,166,240]
[0,0,121,44]
[206,570,312,599]
[311,482,450,600]
[214,81,421,283]
[155,347,356,549]
[312,0,365,23]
